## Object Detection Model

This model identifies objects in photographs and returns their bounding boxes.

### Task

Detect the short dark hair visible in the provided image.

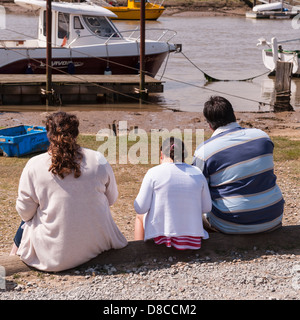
[161,136,186,162]
[203,96,236,130]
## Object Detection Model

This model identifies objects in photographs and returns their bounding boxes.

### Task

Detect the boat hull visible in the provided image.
[0,51,168,77]
[106,7,164,20]
[262,49,300,75]
[253,2,283,12]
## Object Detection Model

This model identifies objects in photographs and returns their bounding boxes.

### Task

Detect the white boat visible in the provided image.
[0,0,181,76]
[253,1,285,12]
[257,37,300,75]
[246,0,295,19]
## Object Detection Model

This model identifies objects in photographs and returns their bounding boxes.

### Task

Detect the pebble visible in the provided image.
[1,251,300,300]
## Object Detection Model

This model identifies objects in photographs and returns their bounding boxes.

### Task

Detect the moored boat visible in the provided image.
[0,0,180,76]
[253,1,286,12]
[245,0,297,19]
[103,0,165,20]
[257,37,300,76]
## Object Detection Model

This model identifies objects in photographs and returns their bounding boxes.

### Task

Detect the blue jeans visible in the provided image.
[14,221,25,247]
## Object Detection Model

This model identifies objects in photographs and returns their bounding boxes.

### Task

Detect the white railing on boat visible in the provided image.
[0,27,178,51]
[105,28,177,44]
[63,28,177,47]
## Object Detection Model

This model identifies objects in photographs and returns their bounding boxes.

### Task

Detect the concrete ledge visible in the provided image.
[1,225,299,276]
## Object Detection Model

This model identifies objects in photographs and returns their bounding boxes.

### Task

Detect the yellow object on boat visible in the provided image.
[104,0,165,20]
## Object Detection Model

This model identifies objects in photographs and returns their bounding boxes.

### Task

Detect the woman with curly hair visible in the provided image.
[10,112,127,272]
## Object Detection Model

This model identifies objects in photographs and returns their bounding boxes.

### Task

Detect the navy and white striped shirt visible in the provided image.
[193,122,284,233]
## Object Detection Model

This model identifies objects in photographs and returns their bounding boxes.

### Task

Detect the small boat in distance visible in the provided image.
[103,0,165,20]
[0,0,180,75]
[253,0,287,12]
[245,0,299,19]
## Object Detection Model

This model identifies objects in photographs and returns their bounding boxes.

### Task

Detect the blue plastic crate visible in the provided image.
[0,125,49,157]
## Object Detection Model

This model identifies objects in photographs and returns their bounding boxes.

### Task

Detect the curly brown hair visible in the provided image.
[46,112,83,179]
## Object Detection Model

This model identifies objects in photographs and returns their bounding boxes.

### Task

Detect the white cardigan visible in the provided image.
[16,148,127,272]
[134,163,212,241]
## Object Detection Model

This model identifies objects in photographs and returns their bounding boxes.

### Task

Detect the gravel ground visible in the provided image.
[1,248,300,300]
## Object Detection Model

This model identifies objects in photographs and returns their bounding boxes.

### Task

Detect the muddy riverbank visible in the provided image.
[1,0,250,16]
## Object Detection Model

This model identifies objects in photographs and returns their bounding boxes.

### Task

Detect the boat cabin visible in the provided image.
[39,10,120,47]
[13,0,121,48]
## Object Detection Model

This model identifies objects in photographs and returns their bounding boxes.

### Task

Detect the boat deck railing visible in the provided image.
[105,27,177,44]
[62,27,176,48]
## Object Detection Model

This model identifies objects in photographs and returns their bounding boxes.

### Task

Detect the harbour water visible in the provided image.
[1,12,300,112]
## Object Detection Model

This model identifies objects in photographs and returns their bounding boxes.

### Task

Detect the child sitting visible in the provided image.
[134,137,212,250]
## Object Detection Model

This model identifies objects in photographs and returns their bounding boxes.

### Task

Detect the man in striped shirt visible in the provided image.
[193,96,284,234]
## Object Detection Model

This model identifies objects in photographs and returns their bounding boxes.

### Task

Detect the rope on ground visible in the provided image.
[180,51,270,82]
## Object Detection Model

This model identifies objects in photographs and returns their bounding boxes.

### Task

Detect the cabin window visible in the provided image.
[43,11,46,37]
[58,13,70,39]
[82,15,119,38]
[74,16,84,29]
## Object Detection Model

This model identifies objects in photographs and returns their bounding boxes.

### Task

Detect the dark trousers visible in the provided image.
[14,221,25,247]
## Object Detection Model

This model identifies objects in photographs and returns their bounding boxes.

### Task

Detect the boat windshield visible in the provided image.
[82,16,120,38]
[58,13,70,39]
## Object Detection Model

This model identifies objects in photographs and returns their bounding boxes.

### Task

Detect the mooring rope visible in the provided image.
[158,73,274,107]
[180,51,270,82]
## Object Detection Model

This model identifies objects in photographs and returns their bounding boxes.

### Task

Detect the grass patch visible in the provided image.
[272,137,300,162]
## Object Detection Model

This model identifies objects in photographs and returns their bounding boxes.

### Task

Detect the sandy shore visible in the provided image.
[1,109,300,138]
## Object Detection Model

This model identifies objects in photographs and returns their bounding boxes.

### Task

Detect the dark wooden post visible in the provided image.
[139,0,146,102]
[274,61,294,112]
[46,0,53,107]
